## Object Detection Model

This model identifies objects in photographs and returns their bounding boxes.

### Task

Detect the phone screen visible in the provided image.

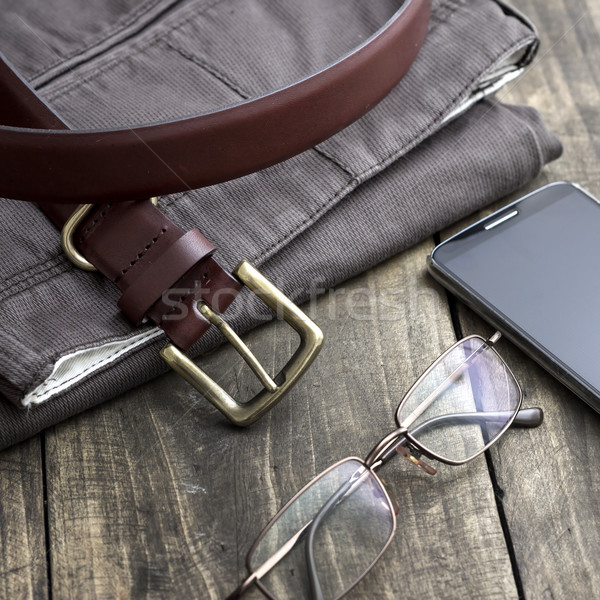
[432,183,600,397]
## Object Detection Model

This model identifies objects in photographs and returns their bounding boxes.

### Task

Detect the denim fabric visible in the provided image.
[0,0,561,448]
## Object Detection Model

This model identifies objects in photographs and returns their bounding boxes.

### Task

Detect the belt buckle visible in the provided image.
[160,260,324,426]
[61,205,323,426]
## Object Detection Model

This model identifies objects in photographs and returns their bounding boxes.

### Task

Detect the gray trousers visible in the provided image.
[0,0,561,449]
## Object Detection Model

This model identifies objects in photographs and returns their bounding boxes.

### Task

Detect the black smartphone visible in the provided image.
[428,182,600,411]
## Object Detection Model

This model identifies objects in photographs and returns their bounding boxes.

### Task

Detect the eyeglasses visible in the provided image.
[227,332,543,600]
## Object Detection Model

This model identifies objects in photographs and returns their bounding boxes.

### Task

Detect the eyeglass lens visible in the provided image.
[248,458,395,599]
[398,337,521,463]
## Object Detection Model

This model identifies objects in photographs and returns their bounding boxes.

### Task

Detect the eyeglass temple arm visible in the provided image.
[227,469,370,600]
[226,520,323,600]
[305,472,370,600]
[416,407,544,430]
[509,406,544,427]
[401,333,501,430]
[225,519,315,599]
[377,407,543,468]
[225,577,255,600]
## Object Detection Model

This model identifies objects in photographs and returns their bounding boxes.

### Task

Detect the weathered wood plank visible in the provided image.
[439,2,600,598]
[0,436,48,600]
[458,309,600,600]
[44,241,518,599]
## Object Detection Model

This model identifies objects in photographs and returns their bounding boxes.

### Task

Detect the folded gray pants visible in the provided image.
[0,0,562,449]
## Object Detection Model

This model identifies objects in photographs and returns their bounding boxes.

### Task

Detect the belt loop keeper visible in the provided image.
[117,229,216,324]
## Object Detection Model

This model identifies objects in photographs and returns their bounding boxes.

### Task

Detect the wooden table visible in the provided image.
[2,0,599,598]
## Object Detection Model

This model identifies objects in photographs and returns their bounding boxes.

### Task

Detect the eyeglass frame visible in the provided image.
[228,331,543,599]
[371,330,524,467]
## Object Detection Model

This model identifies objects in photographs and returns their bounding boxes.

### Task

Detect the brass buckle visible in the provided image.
[61,199,158,271]
[61,205,323,426]
[160,260,324,426]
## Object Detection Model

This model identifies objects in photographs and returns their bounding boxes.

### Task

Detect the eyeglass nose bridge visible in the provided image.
[364,427,408,468]
[365,428,437,475]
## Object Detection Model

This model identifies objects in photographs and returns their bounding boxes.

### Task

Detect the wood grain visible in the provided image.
[0,437,47,600]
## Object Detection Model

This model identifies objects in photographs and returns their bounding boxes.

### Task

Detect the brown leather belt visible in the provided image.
[0,0,431,424]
